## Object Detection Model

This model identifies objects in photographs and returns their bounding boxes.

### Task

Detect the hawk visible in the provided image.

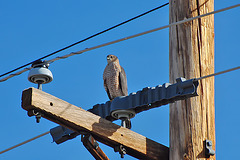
[103,54,128,100]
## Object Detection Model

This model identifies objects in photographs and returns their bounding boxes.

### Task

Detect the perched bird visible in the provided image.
[103,54,131,129]
[103,55,128,100]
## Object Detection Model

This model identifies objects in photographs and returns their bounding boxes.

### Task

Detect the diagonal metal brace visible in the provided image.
[81,134,110,160]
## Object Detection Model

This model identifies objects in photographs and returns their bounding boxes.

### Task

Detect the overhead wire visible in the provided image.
[0,3,239,83]
[1,65,240,154]
[0,2,169,79]
[196,66,240,81]
[0,131,50,154]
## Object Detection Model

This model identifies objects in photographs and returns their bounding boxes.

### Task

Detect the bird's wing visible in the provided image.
[119,66,128,96]
[104,79,112,100]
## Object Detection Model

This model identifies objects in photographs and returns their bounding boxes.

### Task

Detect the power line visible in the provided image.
[1,3,239,83]
[196,66,240,81]
[0,67,33,82]
[0,131,50,155]
[0,2,169,79]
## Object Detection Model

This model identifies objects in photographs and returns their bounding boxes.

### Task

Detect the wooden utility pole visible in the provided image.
[169,0,215,160]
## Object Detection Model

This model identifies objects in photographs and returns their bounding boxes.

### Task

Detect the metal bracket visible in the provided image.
[114,144,127,158]
[27,110,42,123]
[50,126,79,144]
[205,140,215,157]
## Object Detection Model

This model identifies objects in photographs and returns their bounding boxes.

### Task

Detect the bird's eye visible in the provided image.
[111,56,113,58]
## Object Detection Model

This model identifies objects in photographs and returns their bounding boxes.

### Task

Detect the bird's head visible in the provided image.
[107,55,118,64]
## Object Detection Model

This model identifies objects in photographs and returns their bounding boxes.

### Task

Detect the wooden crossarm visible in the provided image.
[21,88,169,160]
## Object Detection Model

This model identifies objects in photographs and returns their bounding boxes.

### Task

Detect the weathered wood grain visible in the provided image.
[169,0,215,160]
[22,87,169,160]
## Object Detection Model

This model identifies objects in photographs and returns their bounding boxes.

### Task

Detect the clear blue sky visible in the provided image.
[0,1,239,160]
